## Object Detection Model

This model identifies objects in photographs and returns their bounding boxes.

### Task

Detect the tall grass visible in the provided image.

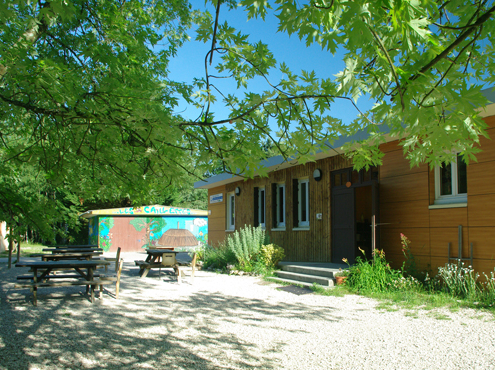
[342,235,495,311]
[437,262,479,300]
[347,248,405,293]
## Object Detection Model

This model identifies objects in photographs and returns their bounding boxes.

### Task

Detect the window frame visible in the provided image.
[257,187,266,228]
[275,183,285,228]
[297,178,310,228]
[434,154,467,205]
[226,191,235,231]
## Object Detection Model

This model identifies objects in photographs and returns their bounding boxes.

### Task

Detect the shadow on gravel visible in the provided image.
[276,285,314,295]
[0,262,342,369]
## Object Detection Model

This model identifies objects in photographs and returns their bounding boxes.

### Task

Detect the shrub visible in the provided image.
[202,242,237,270]
[259,243,285,269]
[226,225,266,269]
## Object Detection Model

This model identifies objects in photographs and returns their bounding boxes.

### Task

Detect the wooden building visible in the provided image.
[80,205,208,253]
[194,89,495,275]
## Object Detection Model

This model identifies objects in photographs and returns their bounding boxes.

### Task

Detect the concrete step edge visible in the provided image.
[268,277,335,288]
[280,265,346,278]
[274,271,335,286]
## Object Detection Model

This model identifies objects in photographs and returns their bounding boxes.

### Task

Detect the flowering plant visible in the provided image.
[335,267,349,277]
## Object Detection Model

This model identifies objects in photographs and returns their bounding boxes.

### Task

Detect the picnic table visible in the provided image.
[45,244,98,248]
[39,252,103,261]
[14,259,111,305]
[135,248,197,282]
[42,247,103,253]
[29,248,103,262]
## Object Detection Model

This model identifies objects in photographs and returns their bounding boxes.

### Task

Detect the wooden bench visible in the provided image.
[14,259,112,306]
[135,260,162,268]
[17,274,101,280]
[135,260,185,281]
[14,279,115,305]
[29,253,48,258]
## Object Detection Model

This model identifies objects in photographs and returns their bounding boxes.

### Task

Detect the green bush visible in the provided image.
[259,243,285,269]
[226,225,266,269]
[202,242,237,270]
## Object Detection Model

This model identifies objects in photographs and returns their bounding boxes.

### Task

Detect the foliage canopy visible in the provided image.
[1,0,494,238]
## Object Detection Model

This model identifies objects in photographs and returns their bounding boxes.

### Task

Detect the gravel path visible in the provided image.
[1,253,494,370]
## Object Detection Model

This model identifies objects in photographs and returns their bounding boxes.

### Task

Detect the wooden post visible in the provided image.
[191,252,197,284]
[458,225,463,265]
[371,215,376,257]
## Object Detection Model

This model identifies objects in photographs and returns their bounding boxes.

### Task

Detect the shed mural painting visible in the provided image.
[81,206,208,253]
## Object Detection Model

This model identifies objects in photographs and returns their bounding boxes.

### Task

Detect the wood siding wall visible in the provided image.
[205,115,495,273]
[208,156,353,261]
[380,115,495,275]
[207,185,227,246]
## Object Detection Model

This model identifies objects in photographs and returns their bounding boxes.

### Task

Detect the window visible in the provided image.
[434,154,467,205]
[226,192,235,230]
[293,179,309,228]
[254,187,266,228]
[272,183,285,228]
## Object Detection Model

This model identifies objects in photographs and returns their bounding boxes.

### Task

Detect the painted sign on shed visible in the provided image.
[80,205,208,253]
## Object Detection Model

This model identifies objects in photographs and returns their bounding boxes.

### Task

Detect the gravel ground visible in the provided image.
[1,252,494,370]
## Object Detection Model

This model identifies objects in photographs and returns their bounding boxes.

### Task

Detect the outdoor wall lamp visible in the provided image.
[313,168,322,181]
[235,187,241,196]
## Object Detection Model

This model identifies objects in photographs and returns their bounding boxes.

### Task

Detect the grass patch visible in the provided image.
[376,301,400,312]
[309,278,495,318]
[0,242,46,258]
[427,312,452,320]
[404,311,419,319]
[310,283,347,297]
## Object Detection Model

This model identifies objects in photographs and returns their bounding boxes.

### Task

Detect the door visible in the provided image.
[371,180,380,255]
[332,186,356,264]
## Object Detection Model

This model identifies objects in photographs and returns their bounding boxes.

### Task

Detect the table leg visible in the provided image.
[174,265,181,284]
[86,267,90,294]
[33,267,38,306]
[88,267,94,303]
[140,267,150,278]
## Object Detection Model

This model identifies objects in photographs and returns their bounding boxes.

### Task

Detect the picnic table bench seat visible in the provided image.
[29,253,48,258]
[17,273,102,280]
[14,278,116,305]
[134,260,162,268]
[14,279,113,289]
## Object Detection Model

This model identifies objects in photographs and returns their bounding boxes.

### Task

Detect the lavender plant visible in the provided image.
[226,225,266,269]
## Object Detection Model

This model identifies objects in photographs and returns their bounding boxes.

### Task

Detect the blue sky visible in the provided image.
[167,1,374,125]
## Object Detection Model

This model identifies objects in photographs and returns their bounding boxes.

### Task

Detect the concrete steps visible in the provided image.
[271,263,348,288]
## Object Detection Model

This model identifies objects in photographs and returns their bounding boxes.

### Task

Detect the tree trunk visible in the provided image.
[8,236,13,269]
[16,236,21,263]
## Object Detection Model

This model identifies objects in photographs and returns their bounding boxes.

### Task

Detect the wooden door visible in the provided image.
[332,186,356,264]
